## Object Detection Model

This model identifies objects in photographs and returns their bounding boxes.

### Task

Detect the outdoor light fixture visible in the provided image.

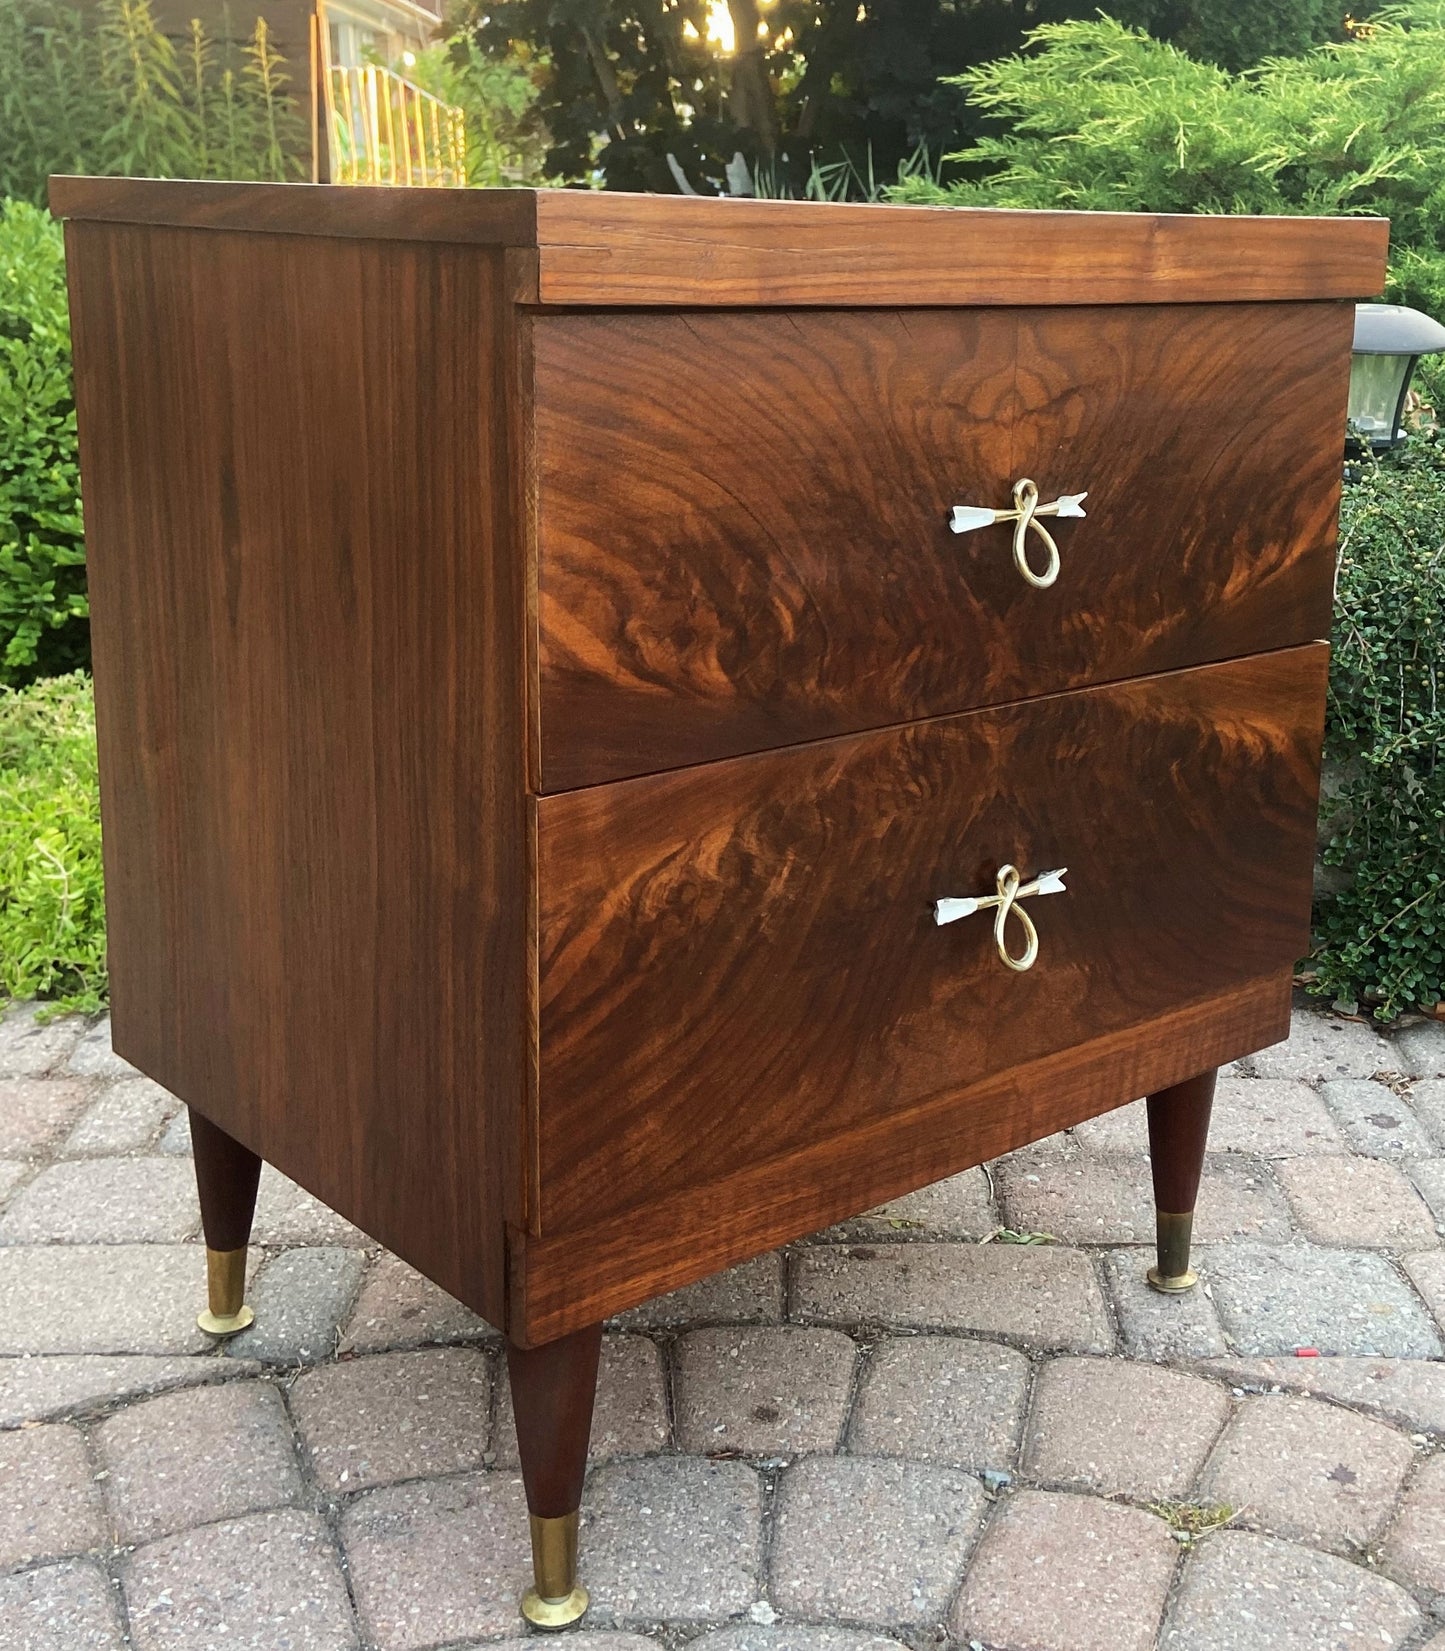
[1349,303,1445,451]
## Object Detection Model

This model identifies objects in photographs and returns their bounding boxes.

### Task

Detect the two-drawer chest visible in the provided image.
[52,179,1387,1626]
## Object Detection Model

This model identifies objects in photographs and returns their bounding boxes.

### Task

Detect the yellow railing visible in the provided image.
[325,63,467,187]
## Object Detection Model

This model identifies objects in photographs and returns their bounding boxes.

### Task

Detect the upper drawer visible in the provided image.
[532,302,1351,790]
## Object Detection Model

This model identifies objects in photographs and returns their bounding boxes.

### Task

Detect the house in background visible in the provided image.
[316,0,468,188]
[319,0,442,73]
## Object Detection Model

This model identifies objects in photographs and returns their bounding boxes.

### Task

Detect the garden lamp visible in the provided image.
[1348,303,1445,451]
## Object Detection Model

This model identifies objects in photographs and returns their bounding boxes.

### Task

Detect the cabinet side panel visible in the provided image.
[65,222,527,1326]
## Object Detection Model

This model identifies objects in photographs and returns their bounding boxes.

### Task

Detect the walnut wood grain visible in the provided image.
[529,192,1387,309]
[51,177,538,246]
[1147,1069,1219,1214]
[505,1324,604,1517]
[189,1109,262,1253]
[510,973,1289,1343]
[49,179,1388,308]
[65,221,529,1326]
[534,647,1327,1238]
[534,303,1349,789]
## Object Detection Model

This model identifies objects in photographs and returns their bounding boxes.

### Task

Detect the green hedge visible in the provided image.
[1312,438,1445,1019]
[0,197,87,688]
[0,670,105,1014]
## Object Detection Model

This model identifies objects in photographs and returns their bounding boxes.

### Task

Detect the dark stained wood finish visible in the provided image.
[534,648,1328,1237]
[51,177,537,246]
[1147,1069,1219,1214]
[510,974,1288,1343]
[533,303,1351,788]
[189,1108,263,1252]
[505,1324,604,1516]
[59,187,1362,1364]
[49,178,1389,308]
[528,191,1388,309]
[65,221,529,1327]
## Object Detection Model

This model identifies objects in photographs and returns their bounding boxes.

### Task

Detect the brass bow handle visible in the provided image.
[934,863,1068,972]
[949,478,1088,589]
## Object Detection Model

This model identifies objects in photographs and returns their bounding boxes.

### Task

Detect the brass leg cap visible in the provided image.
[200,1246,252,1335]
[1150,1210,1196,1294]
[197,1304,255,1336]
[520,1585,589,1629]
[1147,1266,1198,1294]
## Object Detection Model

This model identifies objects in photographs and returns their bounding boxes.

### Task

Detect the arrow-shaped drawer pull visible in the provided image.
[934,863,1068,973]
[949,478,1088,589]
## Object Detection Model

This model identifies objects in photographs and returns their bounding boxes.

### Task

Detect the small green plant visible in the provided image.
[751,142,942,203]
[243,15,292,183]
[0,670,106,1014]
[0,197,87,688]
[1146,1500,1238,1544]
[1311,436,1445,1020]
[97,0,197,178]
[0,0,304,204]
[0,0,99,191]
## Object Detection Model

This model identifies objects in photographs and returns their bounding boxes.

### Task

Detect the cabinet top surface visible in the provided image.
[50,177,1387,308]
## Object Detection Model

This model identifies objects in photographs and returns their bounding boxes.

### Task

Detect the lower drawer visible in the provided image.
[534,645,1327,1236]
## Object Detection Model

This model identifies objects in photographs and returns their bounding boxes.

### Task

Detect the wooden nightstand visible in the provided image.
[51,178,1386,1626]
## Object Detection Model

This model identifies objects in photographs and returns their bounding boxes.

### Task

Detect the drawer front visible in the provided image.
[535,646,1327,1234]
[533,303,1350,790]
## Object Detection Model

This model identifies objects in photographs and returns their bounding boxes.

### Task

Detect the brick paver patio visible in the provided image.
[4,998,1445,1650]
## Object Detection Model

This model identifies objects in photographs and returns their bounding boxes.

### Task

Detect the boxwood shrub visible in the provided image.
[0,670,105,1013]
[0,197,88,687]
[1311,435,1445,1020]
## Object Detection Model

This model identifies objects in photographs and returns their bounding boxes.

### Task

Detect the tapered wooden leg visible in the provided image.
[189,1108,263,1336]
[506,1323,603,1630]
[1145,1068,1217,1292]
